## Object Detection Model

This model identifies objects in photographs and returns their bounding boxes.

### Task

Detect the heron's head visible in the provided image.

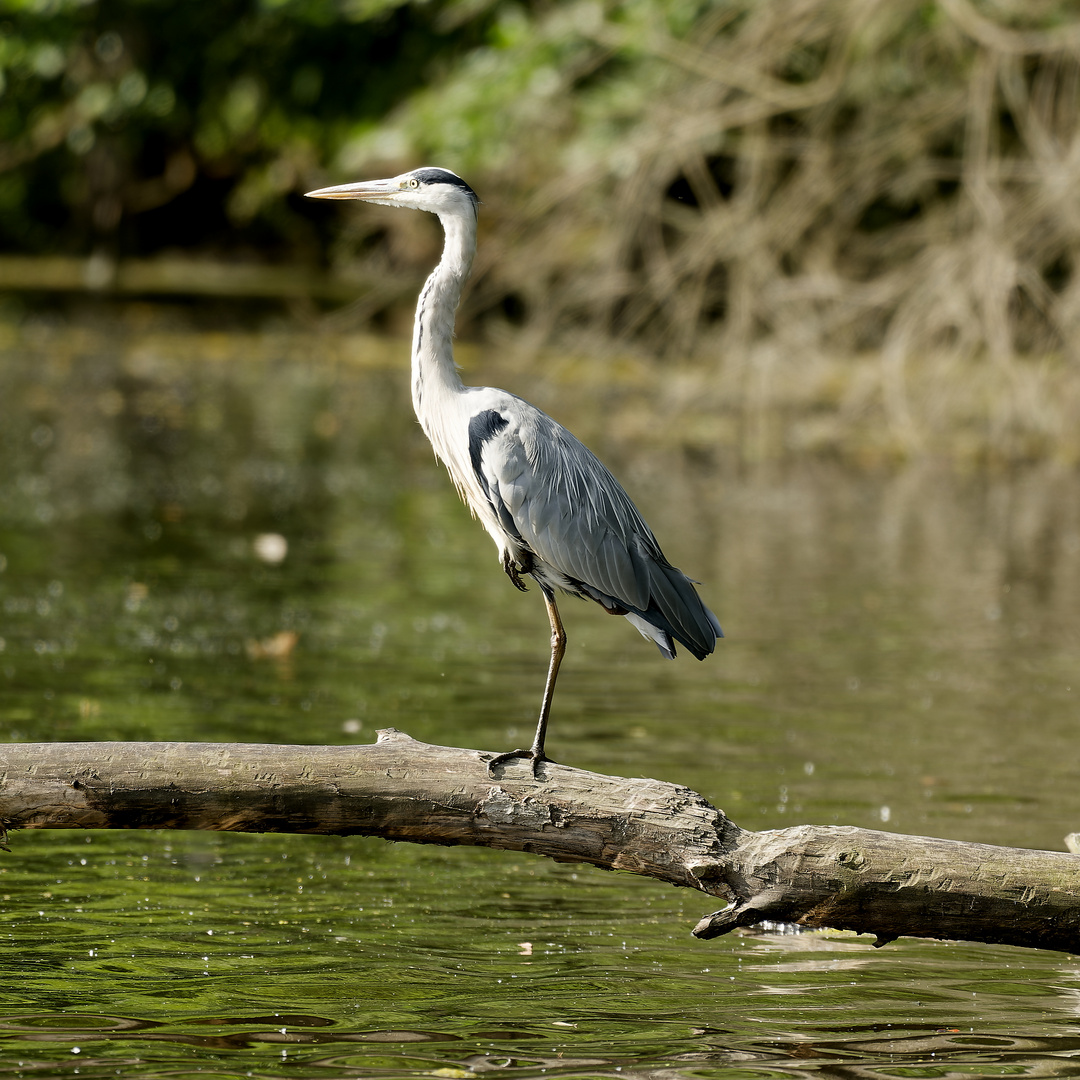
[305,167,478,219]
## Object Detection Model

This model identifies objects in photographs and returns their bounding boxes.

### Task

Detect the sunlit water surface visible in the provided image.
[1,316,1079,1078]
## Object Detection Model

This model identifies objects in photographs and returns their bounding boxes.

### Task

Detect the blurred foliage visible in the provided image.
[4,0,1080,462]
[361,0,1080,357]
[352,0,1080,460]
[0,0,495,259]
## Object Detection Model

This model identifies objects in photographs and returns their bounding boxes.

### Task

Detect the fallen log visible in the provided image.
[0,729,1077,954]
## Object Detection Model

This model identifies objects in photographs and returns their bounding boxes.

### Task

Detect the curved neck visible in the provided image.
[411,208,476,424]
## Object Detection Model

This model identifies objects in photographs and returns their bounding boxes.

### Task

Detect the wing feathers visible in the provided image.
[471,398,721,659]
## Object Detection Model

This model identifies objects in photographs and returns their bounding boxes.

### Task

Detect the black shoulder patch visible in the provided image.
[468,409,526,546]
[467,410,509,491]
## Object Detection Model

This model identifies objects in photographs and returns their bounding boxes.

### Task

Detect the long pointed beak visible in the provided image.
[304,179,395,201]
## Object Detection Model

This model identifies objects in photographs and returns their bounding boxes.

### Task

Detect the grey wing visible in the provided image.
[473,406,721,659]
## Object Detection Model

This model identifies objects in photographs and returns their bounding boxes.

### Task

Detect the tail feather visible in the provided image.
[580,562,722,661]
[624,612,677,659]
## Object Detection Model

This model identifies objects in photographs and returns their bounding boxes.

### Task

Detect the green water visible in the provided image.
[1,317,1080,1078]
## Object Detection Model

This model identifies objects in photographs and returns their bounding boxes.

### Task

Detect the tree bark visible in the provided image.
[0,729,1077,954]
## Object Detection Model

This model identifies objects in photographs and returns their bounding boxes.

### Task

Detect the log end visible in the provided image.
[692,888,793,939]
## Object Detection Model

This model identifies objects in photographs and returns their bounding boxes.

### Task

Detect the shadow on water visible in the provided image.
[1,316,1080,1078]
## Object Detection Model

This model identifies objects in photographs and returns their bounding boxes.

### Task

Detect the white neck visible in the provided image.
[411,208,476,430]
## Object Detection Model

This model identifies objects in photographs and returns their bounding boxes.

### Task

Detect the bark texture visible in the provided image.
[0,730,1077,953]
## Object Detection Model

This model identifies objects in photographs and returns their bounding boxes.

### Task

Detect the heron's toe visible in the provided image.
[486,747,552,778]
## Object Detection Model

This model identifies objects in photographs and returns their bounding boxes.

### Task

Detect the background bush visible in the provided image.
[5,0,1080,459]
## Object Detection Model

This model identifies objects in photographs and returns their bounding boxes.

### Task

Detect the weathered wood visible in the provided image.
[0,731,736,889]
[696,825,1080,954]
[0,729,1077,954]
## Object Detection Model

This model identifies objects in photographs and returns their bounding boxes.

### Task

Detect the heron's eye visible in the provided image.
[407,178,420,190]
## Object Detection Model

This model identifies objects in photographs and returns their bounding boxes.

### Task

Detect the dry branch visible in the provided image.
[0,729,1078,954]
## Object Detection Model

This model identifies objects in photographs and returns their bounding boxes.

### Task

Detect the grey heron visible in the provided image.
[306,167,722,770]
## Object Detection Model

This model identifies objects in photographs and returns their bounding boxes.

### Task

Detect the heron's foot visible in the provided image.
[486,747,552,778]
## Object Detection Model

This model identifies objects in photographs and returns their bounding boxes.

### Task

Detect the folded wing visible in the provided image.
[470,402,722,660]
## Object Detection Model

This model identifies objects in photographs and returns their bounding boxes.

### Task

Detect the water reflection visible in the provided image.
[1,316,1080,1077]
[9,1009,1080,1075]
[4,825,1080,1080]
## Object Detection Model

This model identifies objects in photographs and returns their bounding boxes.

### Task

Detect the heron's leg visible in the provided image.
[487,585,565,776]
[530,586,565,759]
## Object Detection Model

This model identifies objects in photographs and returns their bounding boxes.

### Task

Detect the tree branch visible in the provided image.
[1,729,1077,954]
